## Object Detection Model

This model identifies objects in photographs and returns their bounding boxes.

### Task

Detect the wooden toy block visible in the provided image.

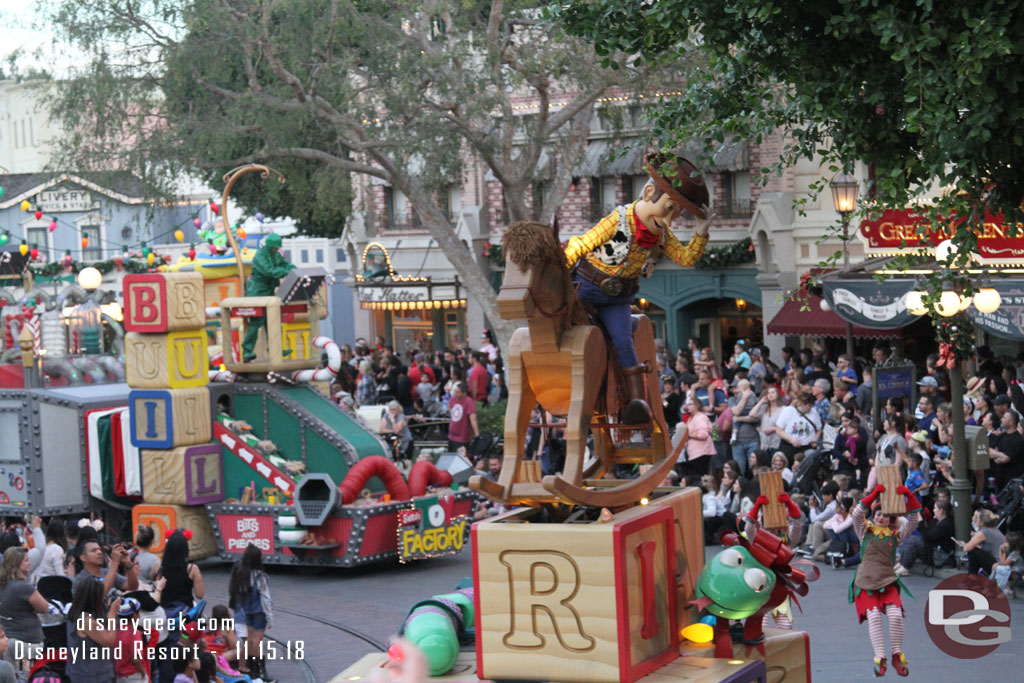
[878,464,906,514]
[125,329,209,389]
[473,502,678,683]
[203,276,242,308]
[281,321,312,360]
[132,503,217,560]
[129,388,211,449]
[646,488,705,632]
[681,627,810,683]
[759,470,788,530]
[123,272,205,333]
[142,444,224,505]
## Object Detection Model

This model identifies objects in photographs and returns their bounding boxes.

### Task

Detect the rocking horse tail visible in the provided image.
[622,364,653,424]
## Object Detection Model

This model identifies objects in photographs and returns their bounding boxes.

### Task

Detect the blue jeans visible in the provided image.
[575,276,638,368]
[733,441,759,476]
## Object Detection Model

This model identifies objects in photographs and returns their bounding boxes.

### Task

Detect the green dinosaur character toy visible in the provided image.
[695,546,776,620]
[241,233,295,362]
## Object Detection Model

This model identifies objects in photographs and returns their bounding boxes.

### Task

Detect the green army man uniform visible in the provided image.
[241,233,296,362]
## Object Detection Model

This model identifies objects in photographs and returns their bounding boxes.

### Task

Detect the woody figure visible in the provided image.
[565,153,716,423]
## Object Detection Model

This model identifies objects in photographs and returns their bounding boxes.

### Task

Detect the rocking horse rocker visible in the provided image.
[470,153,716,508]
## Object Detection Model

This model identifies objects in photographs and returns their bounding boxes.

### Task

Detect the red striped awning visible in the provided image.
[767,293,900,339]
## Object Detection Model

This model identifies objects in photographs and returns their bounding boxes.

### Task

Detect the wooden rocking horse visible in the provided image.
[469,221,674,508]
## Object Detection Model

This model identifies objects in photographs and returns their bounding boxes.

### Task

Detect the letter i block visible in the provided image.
[129,388,211,449]
[473,502,678,683]
[142,444,223,505]
[125,330,209,389]
[132,503,217,560]
[123,272,206,333]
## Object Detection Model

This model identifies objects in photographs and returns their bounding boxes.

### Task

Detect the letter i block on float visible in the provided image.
[132,503,218,560]
[123,272,205,333]
[473,502,678,683]
[141,444,224,505]
[129,388,212,449]
[125,330,209,389]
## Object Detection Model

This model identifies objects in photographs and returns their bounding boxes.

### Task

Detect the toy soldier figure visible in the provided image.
[242,233,295,362]
[565,153,716,423]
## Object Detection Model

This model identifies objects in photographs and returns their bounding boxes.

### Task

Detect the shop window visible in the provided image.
[441,185,462,222]
[724,171,752,216]
[26,227,48,261]
[335,248,346,263]
[300,249,309,263]
[589,177,619,220]
[81,224,102,260]
[315,249,324,263]
[384,187,409,229]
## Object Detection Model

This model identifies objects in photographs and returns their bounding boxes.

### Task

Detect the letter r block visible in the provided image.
[129,388,211,449]
[473,497,681,683]
[125,330,209,389]
[123,272,205,333]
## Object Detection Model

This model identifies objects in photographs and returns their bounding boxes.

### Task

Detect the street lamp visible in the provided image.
[830,172,859,355]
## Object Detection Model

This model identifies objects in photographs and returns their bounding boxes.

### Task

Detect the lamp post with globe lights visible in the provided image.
[830,172,859,355]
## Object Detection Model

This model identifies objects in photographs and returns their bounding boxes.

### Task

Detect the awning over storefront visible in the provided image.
[822,279,918,329]
[574,139,750,178]
[767,293,901,338]
[967,281,1024,341]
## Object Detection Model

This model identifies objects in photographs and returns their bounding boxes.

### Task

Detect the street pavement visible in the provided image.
[200,542,1024,682]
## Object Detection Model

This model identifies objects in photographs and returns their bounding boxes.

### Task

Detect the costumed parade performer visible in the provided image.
[564,153,715,423]
[242,233,296,362]
[850,483,921,677]
[745,491,803,629]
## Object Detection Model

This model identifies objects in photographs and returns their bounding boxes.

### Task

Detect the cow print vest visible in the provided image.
[590,204,662,277]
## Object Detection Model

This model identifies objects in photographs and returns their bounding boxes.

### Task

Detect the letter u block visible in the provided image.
[123,272,206,333]
[125,330,209,389]
[141,443,223,505]
[132,503,217,560]
[473,498,681,683]
[281,322,311,360]
[129,388,211,449]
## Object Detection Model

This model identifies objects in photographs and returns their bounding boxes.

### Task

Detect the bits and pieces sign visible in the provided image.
[397,495,467,562]
[218,514,275,554]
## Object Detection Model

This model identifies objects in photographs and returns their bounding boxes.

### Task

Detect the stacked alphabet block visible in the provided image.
[124,272,221,559]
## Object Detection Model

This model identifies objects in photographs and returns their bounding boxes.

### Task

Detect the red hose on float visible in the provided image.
[407,461,453,497]
[339,456,410,504]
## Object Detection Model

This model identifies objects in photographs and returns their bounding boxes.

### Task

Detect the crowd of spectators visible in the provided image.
[655,338,1024,596]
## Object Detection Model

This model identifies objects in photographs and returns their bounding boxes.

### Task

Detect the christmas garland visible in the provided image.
[29,258,153,277]
[695,237,755,269]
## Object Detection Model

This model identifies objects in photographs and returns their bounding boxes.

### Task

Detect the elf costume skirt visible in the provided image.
[854,583,903,623]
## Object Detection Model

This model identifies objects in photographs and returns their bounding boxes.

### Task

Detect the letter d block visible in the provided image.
[125,330,209,389]
[123,272,205,333]
[129,388,211,449]
[132,503,217,560]
[142,444,223,505]
[473,503,678,683]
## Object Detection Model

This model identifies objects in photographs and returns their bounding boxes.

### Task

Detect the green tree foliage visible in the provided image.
[45,0,666,343]
[559,0,1024,344]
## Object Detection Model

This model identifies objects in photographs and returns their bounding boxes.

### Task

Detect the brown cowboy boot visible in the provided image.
[622,365,652,424]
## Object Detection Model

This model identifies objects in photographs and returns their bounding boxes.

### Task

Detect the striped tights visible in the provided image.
[762,611,793,630]
[866,605,905,658]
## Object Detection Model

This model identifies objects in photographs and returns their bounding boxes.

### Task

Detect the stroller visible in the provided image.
[790,449,828,497]
[25,576,72,683]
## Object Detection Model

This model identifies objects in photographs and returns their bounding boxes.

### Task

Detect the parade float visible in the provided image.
[0,165,474,569]
[336,158,818,682]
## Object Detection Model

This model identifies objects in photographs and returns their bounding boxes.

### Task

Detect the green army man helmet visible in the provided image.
[264,233,282,248]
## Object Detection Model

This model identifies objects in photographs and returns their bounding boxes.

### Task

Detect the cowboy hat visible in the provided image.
[643,153,710,219]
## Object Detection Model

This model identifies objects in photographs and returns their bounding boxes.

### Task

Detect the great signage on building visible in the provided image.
[38,187,97,213]
[859,209,1024,263]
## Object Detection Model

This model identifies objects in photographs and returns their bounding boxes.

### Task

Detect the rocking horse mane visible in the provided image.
[502,220,568,272]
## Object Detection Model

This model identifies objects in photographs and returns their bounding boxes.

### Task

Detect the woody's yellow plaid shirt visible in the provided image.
[564,202,708,278]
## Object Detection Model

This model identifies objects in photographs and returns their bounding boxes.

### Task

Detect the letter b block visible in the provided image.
[125,330,209,389]
[124,272,205,333]
[473,499,679,683]
[142,444,224,505]
[129,388,211,449]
